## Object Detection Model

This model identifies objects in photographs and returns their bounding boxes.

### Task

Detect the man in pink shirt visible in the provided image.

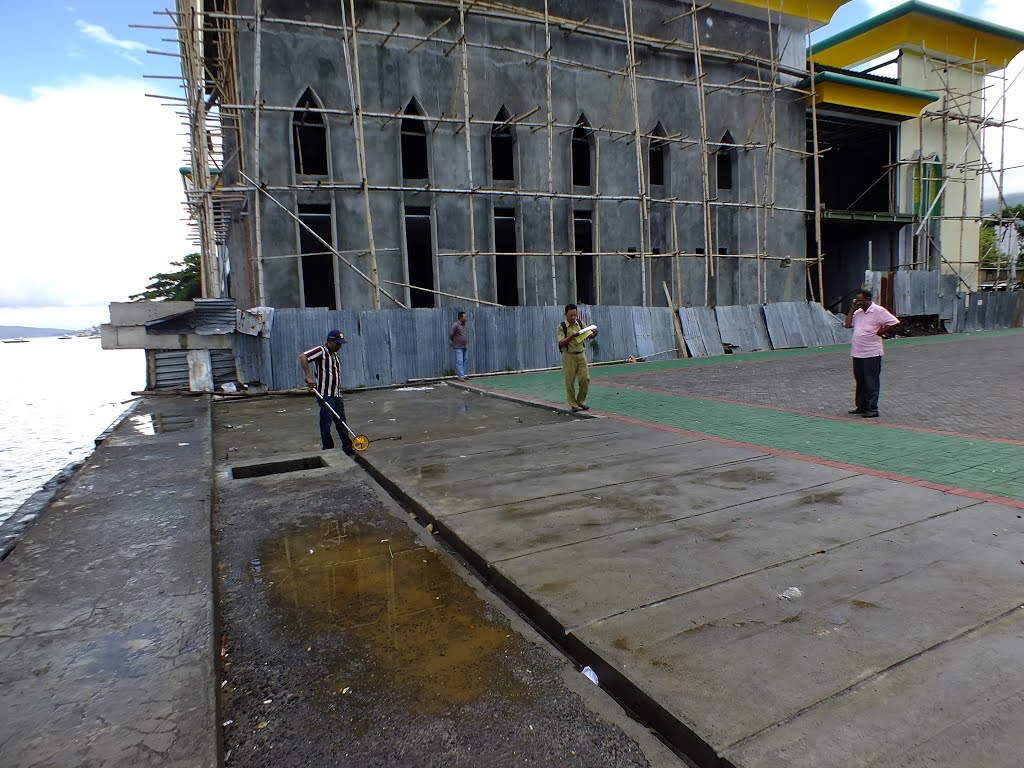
[845,289,900,418]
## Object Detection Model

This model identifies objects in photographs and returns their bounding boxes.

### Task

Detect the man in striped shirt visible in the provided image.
[299,329,354,455]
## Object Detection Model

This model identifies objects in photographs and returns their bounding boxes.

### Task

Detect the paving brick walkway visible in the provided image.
[474,330,1024,505]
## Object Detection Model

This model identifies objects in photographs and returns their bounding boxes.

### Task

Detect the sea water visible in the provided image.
[0,336,144,526]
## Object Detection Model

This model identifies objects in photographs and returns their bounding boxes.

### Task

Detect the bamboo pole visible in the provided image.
[807,30,824,304]
[457,0,480,304]
[672,202,682,304]
[253,0,266,304]
[622,0,649,306]
[595,129,602,303]
[689,0,714,305]
[342,0,382,308]
[544,0,556,304]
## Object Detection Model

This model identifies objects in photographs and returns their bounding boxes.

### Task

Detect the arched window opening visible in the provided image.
[716,131,735,191]
[293,89,328,176]
[401,100,429,180]
[649,122,667,188]
[491,106,516,182]
[572,115,593,187]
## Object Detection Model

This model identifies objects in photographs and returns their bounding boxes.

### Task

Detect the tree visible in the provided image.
[129,253,202,301]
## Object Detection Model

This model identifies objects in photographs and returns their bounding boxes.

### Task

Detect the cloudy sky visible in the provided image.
[0,0,1022,329]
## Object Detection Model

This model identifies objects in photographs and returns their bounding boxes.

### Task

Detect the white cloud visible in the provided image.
[75,20,146,52]
[976,3,1024,197]
[0,78,192,328]
[863,0,961,15]
[980,1,1024,32]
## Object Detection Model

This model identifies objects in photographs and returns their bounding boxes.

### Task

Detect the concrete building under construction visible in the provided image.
[169,0,1022,313]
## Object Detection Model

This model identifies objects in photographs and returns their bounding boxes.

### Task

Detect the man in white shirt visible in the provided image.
[844,289,900,419]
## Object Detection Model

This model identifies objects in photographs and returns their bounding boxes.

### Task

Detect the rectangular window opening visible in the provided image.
[494,209,519,306]
[404,207,435,307]
[572,138,592,187]
[574,210,595,304]
[717,151,733,190]
[492,133,515,182]
[650,146,665,186]
[401,123,429,180]
[298,203,336,309]
[294,124,328,176]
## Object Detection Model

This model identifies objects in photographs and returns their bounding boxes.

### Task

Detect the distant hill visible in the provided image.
[0,325,86,339]
[983,193,1024,216]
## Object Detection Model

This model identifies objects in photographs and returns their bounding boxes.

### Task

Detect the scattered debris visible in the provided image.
[396,387,435,392]
[581,666,599,685]
[777,587,803,601]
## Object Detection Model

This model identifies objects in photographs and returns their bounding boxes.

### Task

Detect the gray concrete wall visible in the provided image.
[232,0,808,310]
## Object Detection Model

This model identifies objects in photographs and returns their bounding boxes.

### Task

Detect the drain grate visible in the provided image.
[231,456,327,479]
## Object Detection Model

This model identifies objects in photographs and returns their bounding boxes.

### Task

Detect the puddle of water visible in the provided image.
[260,521,522,713]
[128,413,195,435]
[797,490,845,506]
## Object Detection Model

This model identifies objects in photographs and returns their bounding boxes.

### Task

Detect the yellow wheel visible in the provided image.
[352,435,370,452]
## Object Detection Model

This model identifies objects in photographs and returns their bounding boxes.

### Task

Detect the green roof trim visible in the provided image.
[179,166,223,176]
[807,0,1024,59]
[797,70,940,103]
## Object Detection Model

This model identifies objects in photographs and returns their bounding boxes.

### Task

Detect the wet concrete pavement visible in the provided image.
[212,391,681,767]
[350,368,1024,768]
[0,397,216,768]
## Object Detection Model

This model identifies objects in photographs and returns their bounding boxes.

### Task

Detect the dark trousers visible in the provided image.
[319,396,353,452]
[852,356,882,413]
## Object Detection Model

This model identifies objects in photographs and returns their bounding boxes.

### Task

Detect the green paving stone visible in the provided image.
[481,339,1024,502]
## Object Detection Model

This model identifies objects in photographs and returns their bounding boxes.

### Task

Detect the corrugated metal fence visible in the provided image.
[234,294,1021,390]
[266,306,678,390]
[865,270,1024,332]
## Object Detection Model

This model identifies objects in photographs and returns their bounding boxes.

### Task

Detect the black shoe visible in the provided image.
[579,403,591,411]
[862,411,879,418]
[343,448,356,456]
[570,406,581,413]
[848,409,864,415]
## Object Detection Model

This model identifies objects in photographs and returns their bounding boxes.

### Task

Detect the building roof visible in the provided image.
[714,0,852,31]
[808,0,1024,71]
[799,70,939,119]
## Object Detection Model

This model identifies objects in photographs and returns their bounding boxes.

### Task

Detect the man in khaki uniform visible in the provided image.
[557,303,597,412]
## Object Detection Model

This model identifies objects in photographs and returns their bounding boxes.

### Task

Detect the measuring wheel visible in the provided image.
[352,434,370,452]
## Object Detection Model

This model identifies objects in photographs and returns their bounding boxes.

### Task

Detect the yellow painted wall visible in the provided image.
[899,51,983,290]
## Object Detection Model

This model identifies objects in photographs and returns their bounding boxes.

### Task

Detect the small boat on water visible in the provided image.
[58,334,73,340]
[2,338,29,344]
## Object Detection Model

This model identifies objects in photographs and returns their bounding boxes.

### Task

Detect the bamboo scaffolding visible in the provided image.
[213,181,814,214]
[170,0,986,315]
